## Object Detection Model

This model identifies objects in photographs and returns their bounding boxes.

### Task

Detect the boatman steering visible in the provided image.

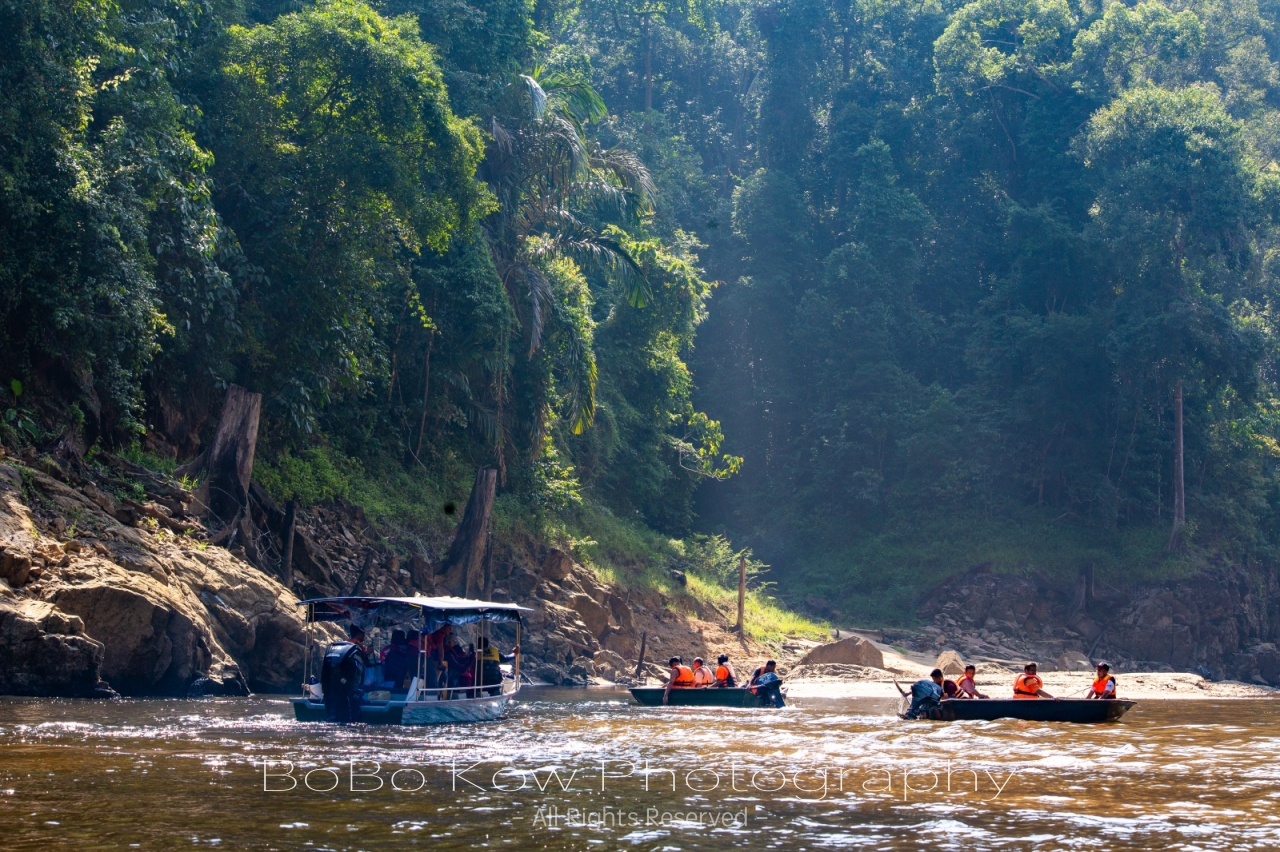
[1086,662,1117,699]
[1013,662,1057,699]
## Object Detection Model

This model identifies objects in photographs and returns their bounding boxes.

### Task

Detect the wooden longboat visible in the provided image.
[922,698,1136,723]
[629,686,777,707]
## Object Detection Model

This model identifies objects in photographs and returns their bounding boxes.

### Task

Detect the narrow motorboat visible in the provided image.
[629,686,786,707]
[921,698,1136,723]
[291,595,530,725]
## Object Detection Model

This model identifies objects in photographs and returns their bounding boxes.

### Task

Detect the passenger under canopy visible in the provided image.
[298,595,530,633]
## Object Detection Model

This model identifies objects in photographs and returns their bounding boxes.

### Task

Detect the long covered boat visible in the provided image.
[291,595,530,725]
[629,686,781,707]
[922,698,1136,723]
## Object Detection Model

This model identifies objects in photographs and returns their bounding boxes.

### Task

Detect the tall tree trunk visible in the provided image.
[440,468,498,596]
[1168,380,1185,549]
[414,328,435,461]
[179,384,262,529]
[643,16,653,113]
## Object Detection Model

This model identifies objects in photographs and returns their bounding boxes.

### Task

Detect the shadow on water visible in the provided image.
[1,689,1278,850]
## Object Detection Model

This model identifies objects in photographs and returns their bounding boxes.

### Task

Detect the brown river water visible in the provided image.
[2,690,1280,850]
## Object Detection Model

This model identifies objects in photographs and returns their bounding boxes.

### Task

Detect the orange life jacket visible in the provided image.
[1092,674,1116,698]
[671,664,695,686]
[957,675,977,696]
[1014,673,1043,698]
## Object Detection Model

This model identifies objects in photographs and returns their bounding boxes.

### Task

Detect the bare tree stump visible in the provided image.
[634,631,648,681]
[179,384,262,528]
[439,468,497,597]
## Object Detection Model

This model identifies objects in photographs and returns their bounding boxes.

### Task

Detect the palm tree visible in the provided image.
[480,69,654,476]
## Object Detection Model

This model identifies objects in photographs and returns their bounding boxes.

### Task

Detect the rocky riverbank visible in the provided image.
[904,561,1280,685]
[0,445,778,697]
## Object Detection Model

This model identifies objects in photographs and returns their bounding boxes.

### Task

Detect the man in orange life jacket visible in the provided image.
[1086,662,1117,699]
[1013,662,1057,699]
[956,664,988,699]
[663,656,696,704]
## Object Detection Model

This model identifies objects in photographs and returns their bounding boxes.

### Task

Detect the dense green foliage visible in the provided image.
[10,0,1280,623]
[0,0,736,545]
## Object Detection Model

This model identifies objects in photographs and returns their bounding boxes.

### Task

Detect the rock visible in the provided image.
[1056,650,1092,672]
[508,566,539,598]
[186,666,251,698]
[0,550,32,586]
[534,663,569,685]
[568,656,596,681]
[607,593,634,630]
[593,649,627,681]
[0,599,106,696]
[934,649,966,675]
[64,540,83,554]
[601,630,637,659]
[542,549,573,583]
[797,635,884,669]
[569,593,611,638]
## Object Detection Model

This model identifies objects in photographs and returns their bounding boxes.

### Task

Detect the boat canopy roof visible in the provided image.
[299,595,531,633]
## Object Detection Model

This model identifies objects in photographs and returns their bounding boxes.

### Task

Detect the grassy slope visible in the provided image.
[249,444,828,642]
[779,504,1202,626]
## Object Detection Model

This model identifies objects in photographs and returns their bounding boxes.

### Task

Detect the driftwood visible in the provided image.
[439,468,497,597]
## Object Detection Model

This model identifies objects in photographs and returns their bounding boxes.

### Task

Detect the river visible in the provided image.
[2,690,1279,850]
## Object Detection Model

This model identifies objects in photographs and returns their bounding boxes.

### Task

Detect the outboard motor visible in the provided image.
[754,672,785,708]
[320,641,365,723]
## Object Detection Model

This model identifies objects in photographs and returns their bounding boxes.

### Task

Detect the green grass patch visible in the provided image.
[685,572,828,645]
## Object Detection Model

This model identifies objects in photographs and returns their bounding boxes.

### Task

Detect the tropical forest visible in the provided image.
[7,0,1280,637]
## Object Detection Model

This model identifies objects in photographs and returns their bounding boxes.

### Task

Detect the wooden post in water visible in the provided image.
[634,631,647,681]
[736,555,746,635]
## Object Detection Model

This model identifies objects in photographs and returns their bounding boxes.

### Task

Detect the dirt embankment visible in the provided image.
[0,446,774,698]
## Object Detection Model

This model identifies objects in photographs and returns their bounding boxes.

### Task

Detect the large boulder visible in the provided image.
[934,649,966,675]
[592,648,627,681]
[541,548,574,583]
[0,599,107,696]
[569,593,611,638]
[0,463,318,696]
[797,635,884,669]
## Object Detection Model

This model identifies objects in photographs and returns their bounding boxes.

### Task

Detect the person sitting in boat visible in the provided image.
[1013,662,1057,699]
[955,664,988,699]
[942,677,961,699]
[379,630,414,691]
[448,640,475,692]
[691,657,714,687]
[714,654,737,688]
[1087,662,1117,699]
[748,660,785,707]
[479,637,518,696]
[662,657,696,704]
[895,669,944,719]
[423,624,453,691]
